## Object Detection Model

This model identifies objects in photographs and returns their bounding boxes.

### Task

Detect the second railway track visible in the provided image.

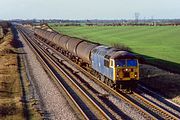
[122,91,179,120]
[18,28,113,120]
[18,26,180,120]
[22,27,155,119]
[35,33,179,120]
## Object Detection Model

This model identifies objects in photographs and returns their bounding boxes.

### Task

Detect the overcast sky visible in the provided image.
[0,0,180,20]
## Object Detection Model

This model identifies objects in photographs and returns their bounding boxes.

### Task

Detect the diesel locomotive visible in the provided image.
[33,28,139,90]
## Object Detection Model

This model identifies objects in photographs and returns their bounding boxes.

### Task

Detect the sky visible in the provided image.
[0,0,180,20]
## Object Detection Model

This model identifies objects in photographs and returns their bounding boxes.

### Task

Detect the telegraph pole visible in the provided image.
[135,12,140,24]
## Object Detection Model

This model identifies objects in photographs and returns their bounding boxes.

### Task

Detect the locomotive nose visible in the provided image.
[122,68,130,78]
[123,71,130,78]
[121,68,136,79]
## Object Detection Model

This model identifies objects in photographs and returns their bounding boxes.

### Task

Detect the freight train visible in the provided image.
[33,28,139,91]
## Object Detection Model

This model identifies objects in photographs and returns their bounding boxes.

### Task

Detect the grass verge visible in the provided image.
[0,27,41,119]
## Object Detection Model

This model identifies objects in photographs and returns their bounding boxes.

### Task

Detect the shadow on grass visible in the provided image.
[135,53,180,74]
[134,53,180,103]
[11,25,30,120]
[11,25,24,49]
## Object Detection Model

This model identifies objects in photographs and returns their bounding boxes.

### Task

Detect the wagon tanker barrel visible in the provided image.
[66,37,84,56]
[34,28,100,63]
[52,34,64,45]
[42,30,48,37]
[76,41,99,63]
[48,32,58,42]
[35,28,44,37]
[44,31,52,40]
[33,28,140,91]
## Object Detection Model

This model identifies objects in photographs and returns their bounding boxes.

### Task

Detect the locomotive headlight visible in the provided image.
[134,72,138,77]
[123,68,130,72]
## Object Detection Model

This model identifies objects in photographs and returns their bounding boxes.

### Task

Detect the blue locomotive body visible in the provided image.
[91,46,114,80]
[33,28,139,90]
[91,45,139,89]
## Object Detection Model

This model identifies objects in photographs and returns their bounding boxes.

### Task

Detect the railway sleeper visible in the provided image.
[37,36,134,93]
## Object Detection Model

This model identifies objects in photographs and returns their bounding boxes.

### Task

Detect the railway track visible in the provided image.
[123,91,179,120]
[20,28,137,119]
[35,34,179,120]
[29,29,156,119]
[18,26,179,120]
[137,85,180,118]
[18,28,112,120]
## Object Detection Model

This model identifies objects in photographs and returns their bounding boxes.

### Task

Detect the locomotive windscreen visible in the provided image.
[127,60,137,66]
[115,59,137,67]
[115,60,126,67]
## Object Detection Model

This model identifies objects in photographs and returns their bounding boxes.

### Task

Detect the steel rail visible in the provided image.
[131,92,179,120]
[18,28,89,120]
[18,28,111,120]
[33,28,180,120]
[32,32,157,120]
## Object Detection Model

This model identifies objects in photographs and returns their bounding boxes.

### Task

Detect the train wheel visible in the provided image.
[104,78,108,84]
[113,85,117,90]
[108,80,114,88]
[107,80,110,86]
[116,84,120,90]
[123,89,132,94]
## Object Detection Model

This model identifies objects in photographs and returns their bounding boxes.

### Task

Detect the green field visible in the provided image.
[50,24,180,64]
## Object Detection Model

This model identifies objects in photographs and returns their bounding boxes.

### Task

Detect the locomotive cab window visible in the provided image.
[104,59,109,67]
[115,60,126,67]
[127,59,137,66]
[104,55,110,67]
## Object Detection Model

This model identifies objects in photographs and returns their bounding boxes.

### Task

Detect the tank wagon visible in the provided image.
[34,28,139,90]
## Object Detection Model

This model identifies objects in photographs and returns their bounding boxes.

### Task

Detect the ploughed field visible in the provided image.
[50,25,180,64]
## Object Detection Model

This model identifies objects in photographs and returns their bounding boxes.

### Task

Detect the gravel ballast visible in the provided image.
[59,54,147,119]
[140,64,180,104]
[18,28,180,119]
[78,73,146,120]
[18,31,78,120]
